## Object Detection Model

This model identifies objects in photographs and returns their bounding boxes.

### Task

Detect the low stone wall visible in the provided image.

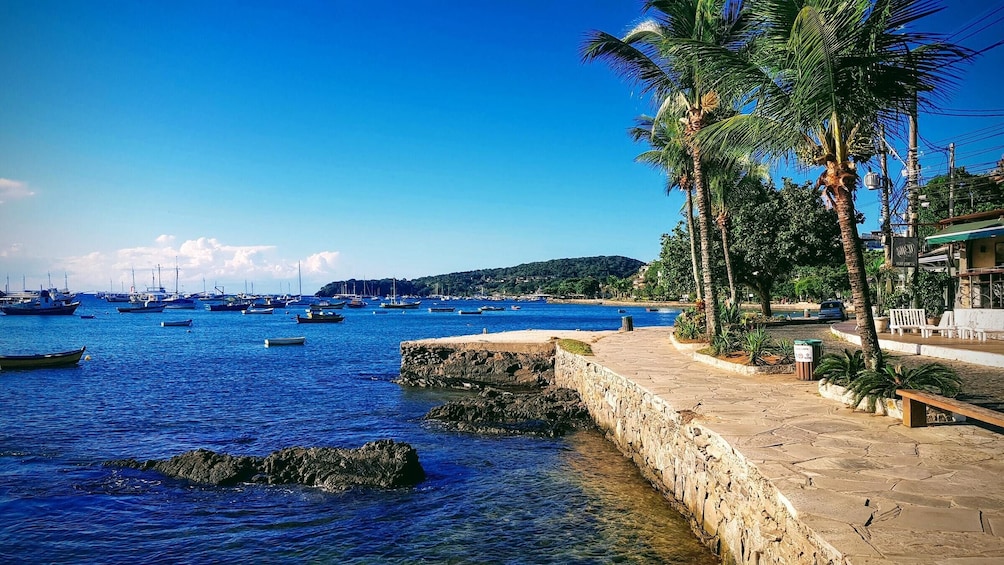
[554,348,845,565]
[399,340,555,389]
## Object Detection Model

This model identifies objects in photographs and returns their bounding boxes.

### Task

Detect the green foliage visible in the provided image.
[674,309,706,341]
[848,363,962,413]
[773,339,794,364]
[814,349,866,386]
[710,326,742,357]
[915,271,951,317]
[917,168,1004,239]
[720,301,742,328]
[317,256,644,298]
[742,325,772,365]
[728,179,844,315]
[557,339,593,356]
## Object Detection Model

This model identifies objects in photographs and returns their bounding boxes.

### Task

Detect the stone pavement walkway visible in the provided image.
[588,327,1004,564]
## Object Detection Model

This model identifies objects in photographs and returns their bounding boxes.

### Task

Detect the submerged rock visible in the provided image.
[106,439,425,490]
[424,386,594,437]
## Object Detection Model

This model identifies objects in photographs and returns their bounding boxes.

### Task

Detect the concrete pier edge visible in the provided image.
[401,328,1004,564]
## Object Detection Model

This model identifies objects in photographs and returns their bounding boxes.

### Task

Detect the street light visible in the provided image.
[864,171,882,190]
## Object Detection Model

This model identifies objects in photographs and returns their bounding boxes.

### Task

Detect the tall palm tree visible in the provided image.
[697,0,969,369]
[707,160,766,305]
[583,0,752,338]
[629,114,702,301]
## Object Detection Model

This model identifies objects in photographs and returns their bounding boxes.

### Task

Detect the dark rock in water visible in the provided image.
[424,386,594,437]
[106,439,425,490]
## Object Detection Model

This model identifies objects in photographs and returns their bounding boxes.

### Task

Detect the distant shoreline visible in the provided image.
[547,298,825,312]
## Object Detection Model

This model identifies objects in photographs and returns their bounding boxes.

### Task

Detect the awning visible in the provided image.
[926,218,1004,245]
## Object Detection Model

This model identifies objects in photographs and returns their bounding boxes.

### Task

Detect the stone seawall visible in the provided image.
[399,339,555,389]
[554,348,844,565]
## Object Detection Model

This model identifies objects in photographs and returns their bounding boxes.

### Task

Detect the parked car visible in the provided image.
[818,300,847,322]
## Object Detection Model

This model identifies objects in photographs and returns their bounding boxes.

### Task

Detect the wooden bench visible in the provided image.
[897,389,1004,429]
[889,308,930,336]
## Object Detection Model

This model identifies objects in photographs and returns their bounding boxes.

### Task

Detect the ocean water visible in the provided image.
[0,296,717,564]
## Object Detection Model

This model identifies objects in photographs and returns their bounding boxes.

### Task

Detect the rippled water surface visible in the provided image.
[0,297,716,563]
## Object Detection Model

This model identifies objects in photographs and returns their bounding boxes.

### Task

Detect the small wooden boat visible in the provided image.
[117,303,166,313]
[429,307,455,312]
[479,306,505,312]
[296,312,344,324]
[265,337,306,347]
[243,306,274,315]
[458,310,483,315]
[80,315,96,319]
[161,319,193,327]
[0,346,86,370]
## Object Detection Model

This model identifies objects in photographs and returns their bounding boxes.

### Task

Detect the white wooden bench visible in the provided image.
[897,389,1004,430]
[921,310,958,338]
[889,308,929,336]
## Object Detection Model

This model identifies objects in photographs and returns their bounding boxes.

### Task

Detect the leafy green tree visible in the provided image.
[728,179,843,316]
[918,168,1003,239]
[698,0,968,369]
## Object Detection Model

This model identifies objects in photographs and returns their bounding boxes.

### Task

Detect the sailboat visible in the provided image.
[286,262,313,306]
[163,261,196,309]
[379,279,420,309]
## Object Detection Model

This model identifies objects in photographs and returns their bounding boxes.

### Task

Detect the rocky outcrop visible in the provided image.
[398,341,555,389]
[106,440,425,490]
[424,386,594,437]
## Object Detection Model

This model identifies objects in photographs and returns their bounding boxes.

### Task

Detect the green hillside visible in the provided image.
[317,255,644,298]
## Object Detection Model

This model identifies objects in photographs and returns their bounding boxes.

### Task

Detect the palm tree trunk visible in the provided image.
[690,141,719,337]
[832,181,882,370]
[686,188,702,301]
[718,215,737,304]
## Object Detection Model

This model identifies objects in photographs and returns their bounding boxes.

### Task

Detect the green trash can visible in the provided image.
[794,339,823,380]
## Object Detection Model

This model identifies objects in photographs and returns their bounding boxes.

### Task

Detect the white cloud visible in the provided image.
[304,251,341,274]
[0,242,24,258]
[0,178,35,204]
[57,236,341,292]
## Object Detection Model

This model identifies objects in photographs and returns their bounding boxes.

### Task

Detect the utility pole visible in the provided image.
[880,126,893,296]
[947,142,956,308]
[907,93,920,306]
[948,142,955,218]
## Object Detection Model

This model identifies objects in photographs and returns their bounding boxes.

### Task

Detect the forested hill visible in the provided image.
[317,256,644,298]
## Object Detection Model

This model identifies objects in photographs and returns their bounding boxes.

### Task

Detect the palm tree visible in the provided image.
[696,0,969,369]
[707,156,766,305]
[583,0,752,338]
[629,114,702,301]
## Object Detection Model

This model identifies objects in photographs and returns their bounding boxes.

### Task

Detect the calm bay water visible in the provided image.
[0,296,717,564]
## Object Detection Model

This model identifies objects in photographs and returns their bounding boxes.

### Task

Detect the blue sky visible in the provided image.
[2,1,1002,294]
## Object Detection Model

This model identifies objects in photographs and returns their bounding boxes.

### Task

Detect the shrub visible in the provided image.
[720,301,742,328]
[743,325,772,365]
[711,326,743,357]
[773,338,794,364]
[814,349,866,386]
[674,309,706,341]
[847,363,962,412]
